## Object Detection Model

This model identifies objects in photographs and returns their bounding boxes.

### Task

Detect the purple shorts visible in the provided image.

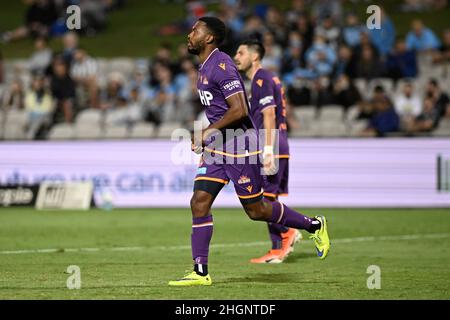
[194,156,263,203]
[263,158,289,197]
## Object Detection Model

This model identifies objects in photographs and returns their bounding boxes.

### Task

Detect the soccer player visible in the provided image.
[234,39,300,264]
[168,17,330,287]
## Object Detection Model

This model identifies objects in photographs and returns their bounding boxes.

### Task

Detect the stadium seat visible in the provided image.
[315,120,348,137]
[103,125,130,139]
[156,122,183,138]
[47,123,76,140]
[292,107,318,135]
[75,109,104,125]
[354,78,368,96]
[347,120,368,137]
[130,122,155,138]
[345,105,360,122]
[318,105,345,121]
[75,124,104,140]
[104,109,129,126]
[108,58,135,78]
[2,124,27,140]
[433,119,450,136]
[0,112,4,138]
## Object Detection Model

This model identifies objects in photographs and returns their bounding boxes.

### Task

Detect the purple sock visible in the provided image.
[191,215,213,265]
[267,199,313,232]
[268,223,289,249]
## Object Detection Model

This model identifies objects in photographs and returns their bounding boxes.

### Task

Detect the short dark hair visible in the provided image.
[198,16,227,46]
[240,39,266,60]
[429,78,438,87]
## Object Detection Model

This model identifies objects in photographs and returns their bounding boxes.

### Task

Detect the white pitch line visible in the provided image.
[0,233,448,255]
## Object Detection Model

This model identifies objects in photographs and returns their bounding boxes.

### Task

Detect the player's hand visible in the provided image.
[191,130,206,154]
[263,145,277,175]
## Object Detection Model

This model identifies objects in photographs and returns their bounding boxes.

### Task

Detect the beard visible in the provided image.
[187,44,201,55]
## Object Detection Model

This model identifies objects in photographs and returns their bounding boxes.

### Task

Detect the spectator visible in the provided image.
[394,81,422,129]
[0,50,3,84]
[50,57,76,123]
[261,32,282,73]
[24,75,54,139]
[294,14,314,53]
[240,15,267,42]
[28,36,53,75]
[386,39,418,80]
[280,31,304,82]
[406,95,441,133]
[362,96,400,137]
[425,79,450,118]
[354,45,385,80]
[61,32,79,67]
[367,8,396,56]
[305,35,337,77]
[433,28,450,65]
[311,0,343,23]
[332,74,361,111]
[146,63,176,125]
[342,13,365,48]
[315,15,340,49]
[286,0,307,27]
[333,45,356,79]
[1,79,25,112]
[406,19,441,52]
[264,6,285,45]
[1,0,59,43]
[352,32,380,63]
[123,68,153,105]
[358,85,391,119]
[175,58,201,126]
[99,72,126,111]
[70,48,99,108]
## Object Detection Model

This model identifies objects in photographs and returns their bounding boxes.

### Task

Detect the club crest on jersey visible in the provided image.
[246,185,253,193]
[256,79,263,87]
[219,63,226,70]
[238,175,251,184]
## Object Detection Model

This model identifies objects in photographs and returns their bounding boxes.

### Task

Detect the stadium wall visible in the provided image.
[0,138,449,208]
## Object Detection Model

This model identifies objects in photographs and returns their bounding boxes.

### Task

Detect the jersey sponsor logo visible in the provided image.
[238,175,251,184]
[197,167,207,174]
[259,95,274,106]
[198,90,213,106]
[219,63,226,70]
[223,80,241,92]
[256,79,264,87]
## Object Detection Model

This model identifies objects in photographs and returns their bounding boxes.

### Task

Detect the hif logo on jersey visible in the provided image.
[198,90,213,106]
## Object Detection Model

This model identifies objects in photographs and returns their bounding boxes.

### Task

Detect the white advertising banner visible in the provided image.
[0,138,449,208]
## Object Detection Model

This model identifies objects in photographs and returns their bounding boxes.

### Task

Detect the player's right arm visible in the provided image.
[205,91,248,133]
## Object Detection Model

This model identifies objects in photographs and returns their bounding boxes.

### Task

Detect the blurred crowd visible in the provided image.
[1,0,450,140]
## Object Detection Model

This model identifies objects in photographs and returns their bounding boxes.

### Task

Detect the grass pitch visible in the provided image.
[0,207,449,300]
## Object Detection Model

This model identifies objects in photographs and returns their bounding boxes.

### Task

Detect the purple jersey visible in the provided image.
[197,49,258,157]
[249,68,289,157]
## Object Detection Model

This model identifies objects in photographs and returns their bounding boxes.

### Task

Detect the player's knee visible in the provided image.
[244,203,266,221]
[190,193,210,217]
